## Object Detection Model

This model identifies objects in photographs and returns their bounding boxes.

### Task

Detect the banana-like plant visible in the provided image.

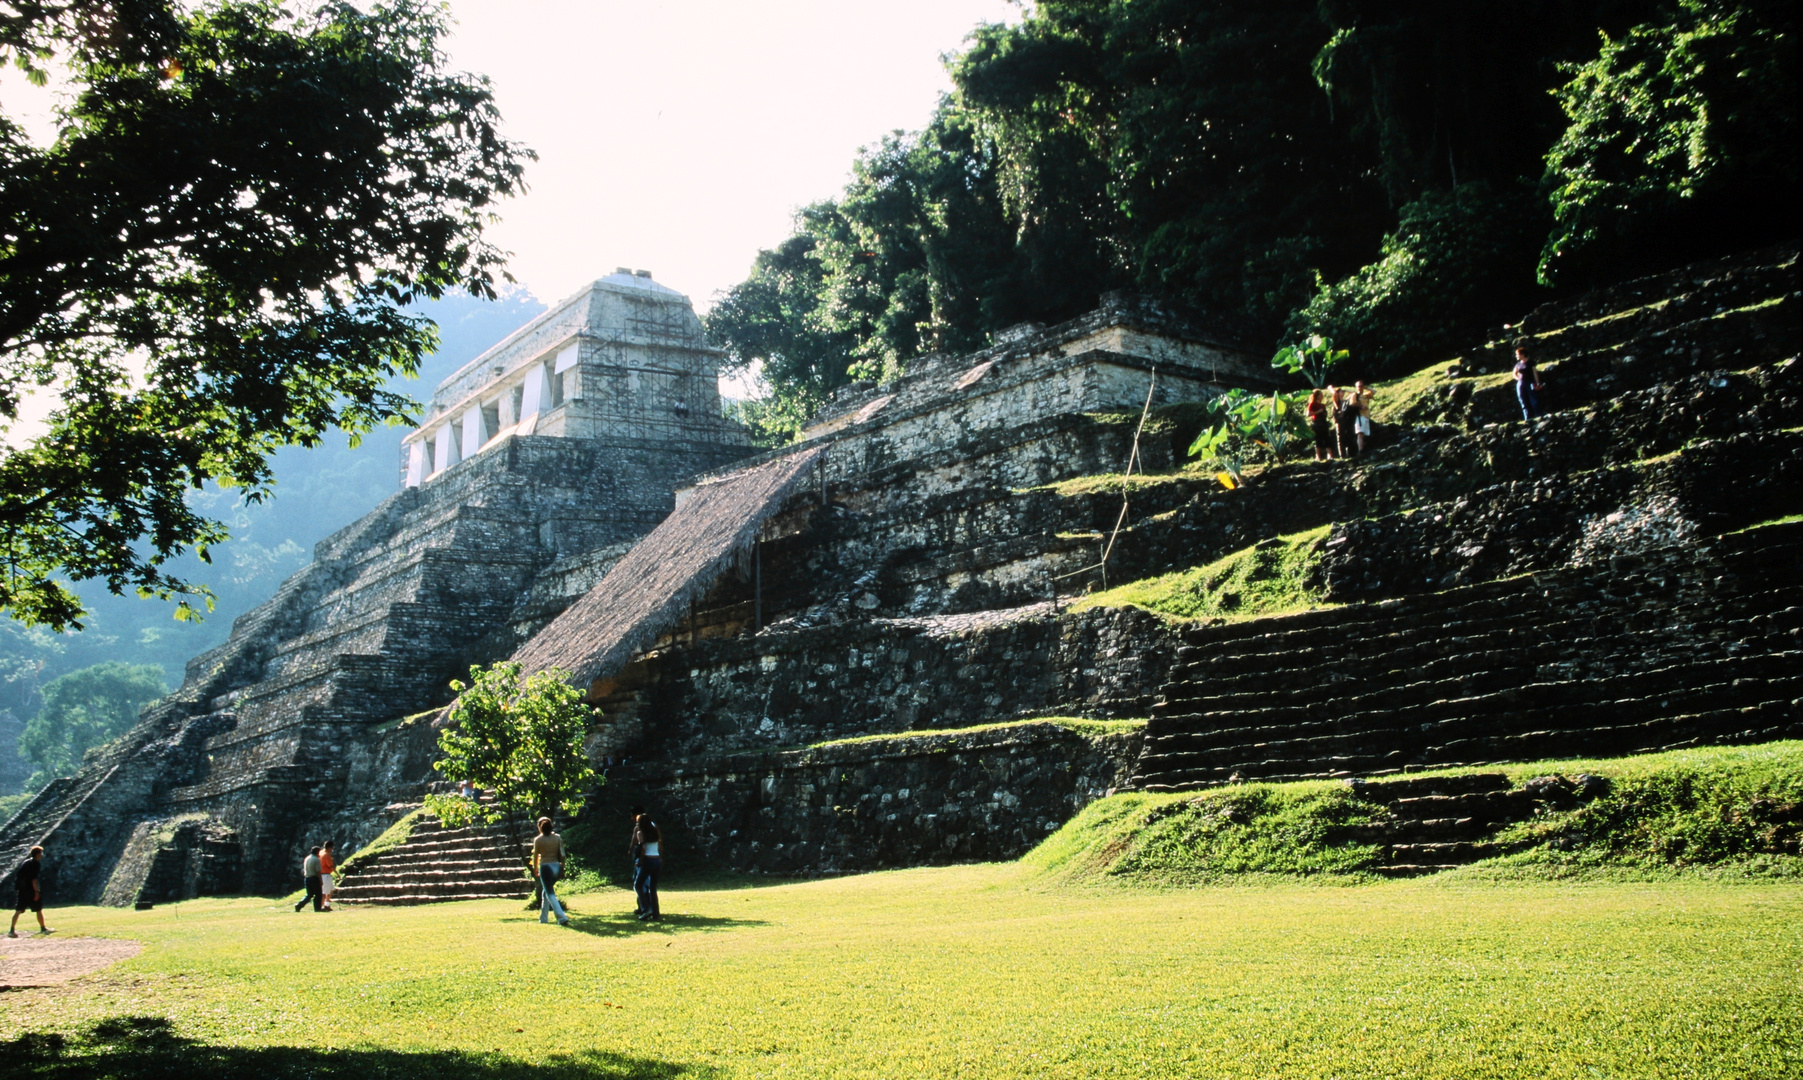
[1272,335,1350,389]
[1187,388,1309,486]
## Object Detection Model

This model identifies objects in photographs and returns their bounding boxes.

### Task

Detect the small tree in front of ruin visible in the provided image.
[425,662,597,888]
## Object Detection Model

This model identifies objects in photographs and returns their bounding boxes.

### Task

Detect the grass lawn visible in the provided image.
[4,866,1799,1079]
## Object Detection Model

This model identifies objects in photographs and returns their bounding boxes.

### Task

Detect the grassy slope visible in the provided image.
[3,870,1798,1079]
[812,716,1145,749]
[1029,742,1803,886]
[1072,525,1332,622]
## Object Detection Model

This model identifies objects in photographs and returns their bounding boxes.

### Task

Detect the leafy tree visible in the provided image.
[17,660,166,789]
[707,210,861,445]
[426,662,596,852]
[716,0,1792,416]
[707,114,1023,441]
[0,0,532,631]
[1290,184,1552,376]
[1540,0,1798,285]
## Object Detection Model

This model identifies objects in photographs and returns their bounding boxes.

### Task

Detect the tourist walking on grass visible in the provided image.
[1514,346,1545,420]
[1306,389,1335,461]
[532,817,570,926]
[1353,382,1375,454]
[9,845,52,937]
[318,840,337,911]
[295,846,325,913]
[630,813,662,921]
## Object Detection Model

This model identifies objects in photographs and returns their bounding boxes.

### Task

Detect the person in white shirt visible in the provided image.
[629,813,662,921]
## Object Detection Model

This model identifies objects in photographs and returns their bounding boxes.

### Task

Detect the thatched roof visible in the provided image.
[512,447,824,689]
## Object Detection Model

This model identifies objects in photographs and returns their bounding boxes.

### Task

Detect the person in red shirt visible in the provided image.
[318,840,338,911]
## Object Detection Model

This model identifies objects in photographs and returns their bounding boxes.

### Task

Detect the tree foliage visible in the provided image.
[1291,184,1551,373]
[1540,0,1798,285]
[713,0,1793,409]
[16,659,166,789]
[426,662,596,834]
[0,0,531,630]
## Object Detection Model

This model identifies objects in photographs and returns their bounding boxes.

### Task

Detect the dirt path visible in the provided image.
[0,934,141,989]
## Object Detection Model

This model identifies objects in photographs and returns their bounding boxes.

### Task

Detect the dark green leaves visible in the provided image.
[1540,0,1798,285]
[0,0,532,628]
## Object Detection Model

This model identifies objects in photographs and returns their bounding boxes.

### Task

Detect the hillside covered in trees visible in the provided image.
[708,0,1796,441]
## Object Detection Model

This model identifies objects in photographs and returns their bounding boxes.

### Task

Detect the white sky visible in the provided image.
[444,0,1019,313]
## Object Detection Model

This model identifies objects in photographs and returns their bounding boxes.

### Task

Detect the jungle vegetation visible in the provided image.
[707,0,1797,443]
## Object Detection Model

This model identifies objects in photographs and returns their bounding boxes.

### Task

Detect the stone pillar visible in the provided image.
[520,363,549,424]
[554,344,581,408]
[460,406,486,459]
[404,441,428,487]
[432,422,460,474]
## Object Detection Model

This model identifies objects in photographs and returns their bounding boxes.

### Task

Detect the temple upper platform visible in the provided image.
[402,270,748,486]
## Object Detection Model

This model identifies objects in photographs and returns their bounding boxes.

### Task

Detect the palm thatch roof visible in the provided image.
[512,447,824,689]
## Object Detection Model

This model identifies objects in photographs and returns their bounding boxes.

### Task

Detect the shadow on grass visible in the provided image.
[517,909,766,938]
[4,1016,721,1079]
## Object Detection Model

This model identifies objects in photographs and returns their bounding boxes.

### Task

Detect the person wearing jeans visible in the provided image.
[531,816,570,926]
[1513,346,1545,420]
[629,813,662,921]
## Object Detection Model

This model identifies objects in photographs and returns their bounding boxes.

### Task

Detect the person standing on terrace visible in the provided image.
[1353,382,1375,454]
[1306,389,1335,461]
[1514,346,1545,420]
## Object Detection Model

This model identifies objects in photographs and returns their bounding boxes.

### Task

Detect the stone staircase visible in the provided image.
[329,813,534,905]
[1132,520,1803,791]
[1340,773,1534,876]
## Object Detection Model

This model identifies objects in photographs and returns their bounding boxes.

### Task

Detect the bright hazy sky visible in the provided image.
[0,0,1019,426]
[444,0,1019,312]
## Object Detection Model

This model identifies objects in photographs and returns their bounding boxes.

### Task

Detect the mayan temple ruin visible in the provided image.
[2,246,1799,904]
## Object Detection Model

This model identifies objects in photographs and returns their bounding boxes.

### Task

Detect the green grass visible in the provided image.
[4,869,1798,1079]
[1367,359,1511,427]
[1027,469,1205,498]
[812,716,1145,749]
[1030,742,1803,886]
[368,706,444,735]
[1072,525,1332,621]
[1025,781,1388,884]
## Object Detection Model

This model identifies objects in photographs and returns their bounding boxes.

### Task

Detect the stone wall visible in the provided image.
[594,719,1142,876]
[594,604,1179,762]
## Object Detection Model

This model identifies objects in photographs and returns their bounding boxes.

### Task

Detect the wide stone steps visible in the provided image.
[1130,517,1803,791]
[331,814,535,905]
[1326,772,1539,877]
[1150,650,1802,743]
[1166,568,1799,678]
[1139,698,1795,789]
